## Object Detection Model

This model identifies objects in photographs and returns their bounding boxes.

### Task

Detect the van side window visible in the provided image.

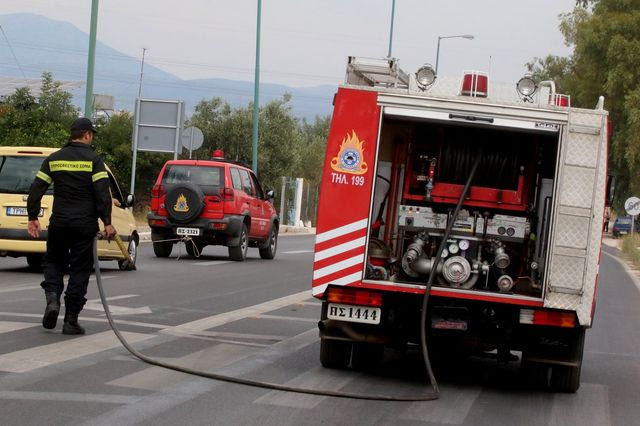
[108,172,125,207]
[238,169,254,197]
[230,167,242,190]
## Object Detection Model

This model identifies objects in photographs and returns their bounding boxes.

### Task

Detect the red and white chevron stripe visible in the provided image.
[312,218,369,296]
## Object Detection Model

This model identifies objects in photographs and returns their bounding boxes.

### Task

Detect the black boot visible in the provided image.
[42,291,60,329]
[62,311,85,335]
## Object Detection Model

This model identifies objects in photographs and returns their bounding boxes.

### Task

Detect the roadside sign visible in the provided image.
[625,196,640,235]
[181,126,204,159]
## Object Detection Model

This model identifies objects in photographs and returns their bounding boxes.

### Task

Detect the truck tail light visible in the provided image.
[327,287,382,307]
[149,219,166,226]
[520,309,576,328]
[210,222,227,230]
[220,187,234,201]
[151,184,165,197]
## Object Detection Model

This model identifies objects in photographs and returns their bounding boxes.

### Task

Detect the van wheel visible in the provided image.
[259,226,278,259]
[26,254,44,271]
[118,238,137,271]
[320,338,352,369]
[153,241,173,258]
[229,224,248,261]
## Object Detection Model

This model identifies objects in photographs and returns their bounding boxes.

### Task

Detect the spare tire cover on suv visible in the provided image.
[164,183,205,223]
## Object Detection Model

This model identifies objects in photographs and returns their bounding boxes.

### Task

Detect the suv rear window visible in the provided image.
[162,165,223,188]
[0,156,53,195]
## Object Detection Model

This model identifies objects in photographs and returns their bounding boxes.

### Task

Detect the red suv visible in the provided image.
[148,152,278,261]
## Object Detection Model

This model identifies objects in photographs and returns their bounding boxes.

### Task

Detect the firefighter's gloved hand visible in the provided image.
[104,224,116,240]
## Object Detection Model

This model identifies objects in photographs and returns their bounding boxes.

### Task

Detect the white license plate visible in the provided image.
[327,303,381,325]
[6,207,43,217]
[176,227,200,236]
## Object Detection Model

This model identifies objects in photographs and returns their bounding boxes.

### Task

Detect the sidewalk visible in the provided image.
[136,225,315,241]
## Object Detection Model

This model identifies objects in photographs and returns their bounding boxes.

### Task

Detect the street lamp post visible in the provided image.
[435,34,474,75]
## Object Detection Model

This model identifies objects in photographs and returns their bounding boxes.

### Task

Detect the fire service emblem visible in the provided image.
[330,130,368,175]
[174,193,190,212]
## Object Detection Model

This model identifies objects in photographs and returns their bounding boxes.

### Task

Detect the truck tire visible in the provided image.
[259,226,278,259]
[320,338,352,369]
[153,241,173,258]
[351,342,384,371]
[228,224,248,261]
[551,329,585,393]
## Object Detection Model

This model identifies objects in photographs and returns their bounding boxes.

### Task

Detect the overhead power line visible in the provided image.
[0,24,26,78]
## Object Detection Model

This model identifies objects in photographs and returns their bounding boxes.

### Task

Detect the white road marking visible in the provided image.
[165,289,312,334]
[0,311,166,329]
[83,294,152,316]
[107,343,260,391]
[254,366,359,408]
[193,260,233,266]
[0,390,139,404]
[0,275,114,294]
[400,384,481,424]
[0,331,153,373]
[0,321,37,333]
[281,250,313,254]
[549,383,611,426]
[250,314,318,323]
[161,329,287,342]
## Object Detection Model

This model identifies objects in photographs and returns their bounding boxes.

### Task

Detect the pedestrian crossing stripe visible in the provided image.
[92,171,108,182]
[49,160,92,172]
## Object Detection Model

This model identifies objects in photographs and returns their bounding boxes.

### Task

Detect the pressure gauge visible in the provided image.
[458,240,470,251]
[441,248,449,258]
[448,242,460,255]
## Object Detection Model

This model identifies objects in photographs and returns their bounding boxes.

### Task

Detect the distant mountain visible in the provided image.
[0,13,334,120]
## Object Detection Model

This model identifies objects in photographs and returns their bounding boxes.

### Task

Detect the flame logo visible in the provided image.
[174,193,190,212]
[330,130,368,175]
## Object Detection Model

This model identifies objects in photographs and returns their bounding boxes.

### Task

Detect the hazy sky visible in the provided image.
[0,0,577,87]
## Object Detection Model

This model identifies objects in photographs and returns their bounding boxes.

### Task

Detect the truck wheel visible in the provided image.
[551,329,585,393]
[351,342,384,371]
[26,254,44,271]
[153,241,173,258]
[259,226,278,260]
[118,238,138,271]
[228,224,248,261]
[320,338,352,369]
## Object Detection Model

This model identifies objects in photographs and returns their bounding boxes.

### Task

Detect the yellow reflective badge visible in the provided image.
[174,193,189,212]
[49,160,93,172]
[330,130,368,175]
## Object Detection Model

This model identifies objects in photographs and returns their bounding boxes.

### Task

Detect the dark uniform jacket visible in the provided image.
[27,142,112,230]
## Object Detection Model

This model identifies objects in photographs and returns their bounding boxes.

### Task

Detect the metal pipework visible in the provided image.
[497,275,514,292]
[493,241,510,269]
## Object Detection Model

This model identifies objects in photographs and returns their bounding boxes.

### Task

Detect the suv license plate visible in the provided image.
[176,227,200,236]
[6,207,43,217]
[327,303,380,325]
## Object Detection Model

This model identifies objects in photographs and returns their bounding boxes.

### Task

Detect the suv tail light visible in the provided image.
[220,187,235,201]
[327,287,382,307]
[151,184,165,197]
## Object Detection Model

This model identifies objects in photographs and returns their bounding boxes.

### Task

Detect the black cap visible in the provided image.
[70,117,97,133]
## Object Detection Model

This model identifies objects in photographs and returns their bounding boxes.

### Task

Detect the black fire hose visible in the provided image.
[93,238,434,401]
[419,145,484,396]
[93,149,482,401]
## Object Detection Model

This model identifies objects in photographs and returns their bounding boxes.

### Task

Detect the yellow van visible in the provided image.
[0,146,138,270]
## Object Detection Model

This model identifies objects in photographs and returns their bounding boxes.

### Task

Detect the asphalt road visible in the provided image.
[0,236,638,425]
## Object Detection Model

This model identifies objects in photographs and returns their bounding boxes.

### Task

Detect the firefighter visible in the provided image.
[27,117,116,335]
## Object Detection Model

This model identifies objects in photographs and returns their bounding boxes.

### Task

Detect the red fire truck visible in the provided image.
[313,57,611,392]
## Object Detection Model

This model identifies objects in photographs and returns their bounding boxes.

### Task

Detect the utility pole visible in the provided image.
[84,0,99,118]
[137,47,147,98]
[251,0,262,174]
[388,0,396,57]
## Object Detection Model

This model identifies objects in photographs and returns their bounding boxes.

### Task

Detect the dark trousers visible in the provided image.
[41,226,96,315]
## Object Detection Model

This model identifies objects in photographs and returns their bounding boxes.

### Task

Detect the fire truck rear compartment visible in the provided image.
[367,116,560,299]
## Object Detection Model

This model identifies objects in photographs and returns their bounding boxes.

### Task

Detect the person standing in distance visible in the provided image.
[27,117,116,335]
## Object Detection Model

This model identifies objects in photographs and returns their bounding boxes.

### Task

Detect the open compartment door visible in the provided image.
[312,88,381,298]
[545,110,608,326]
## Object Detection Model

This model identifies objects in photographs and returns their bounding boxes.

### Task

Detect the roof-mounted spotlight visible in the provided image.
[415,64,437,90]
[516,74,537,101]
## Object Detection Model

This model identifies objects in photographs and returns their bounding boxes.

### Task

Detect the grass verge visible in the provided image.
[621,234,640,268]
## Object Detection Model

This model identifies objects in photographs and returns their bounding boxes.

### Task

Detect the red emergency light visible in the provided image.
[212,149,225,160]
[460,71,488,98]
